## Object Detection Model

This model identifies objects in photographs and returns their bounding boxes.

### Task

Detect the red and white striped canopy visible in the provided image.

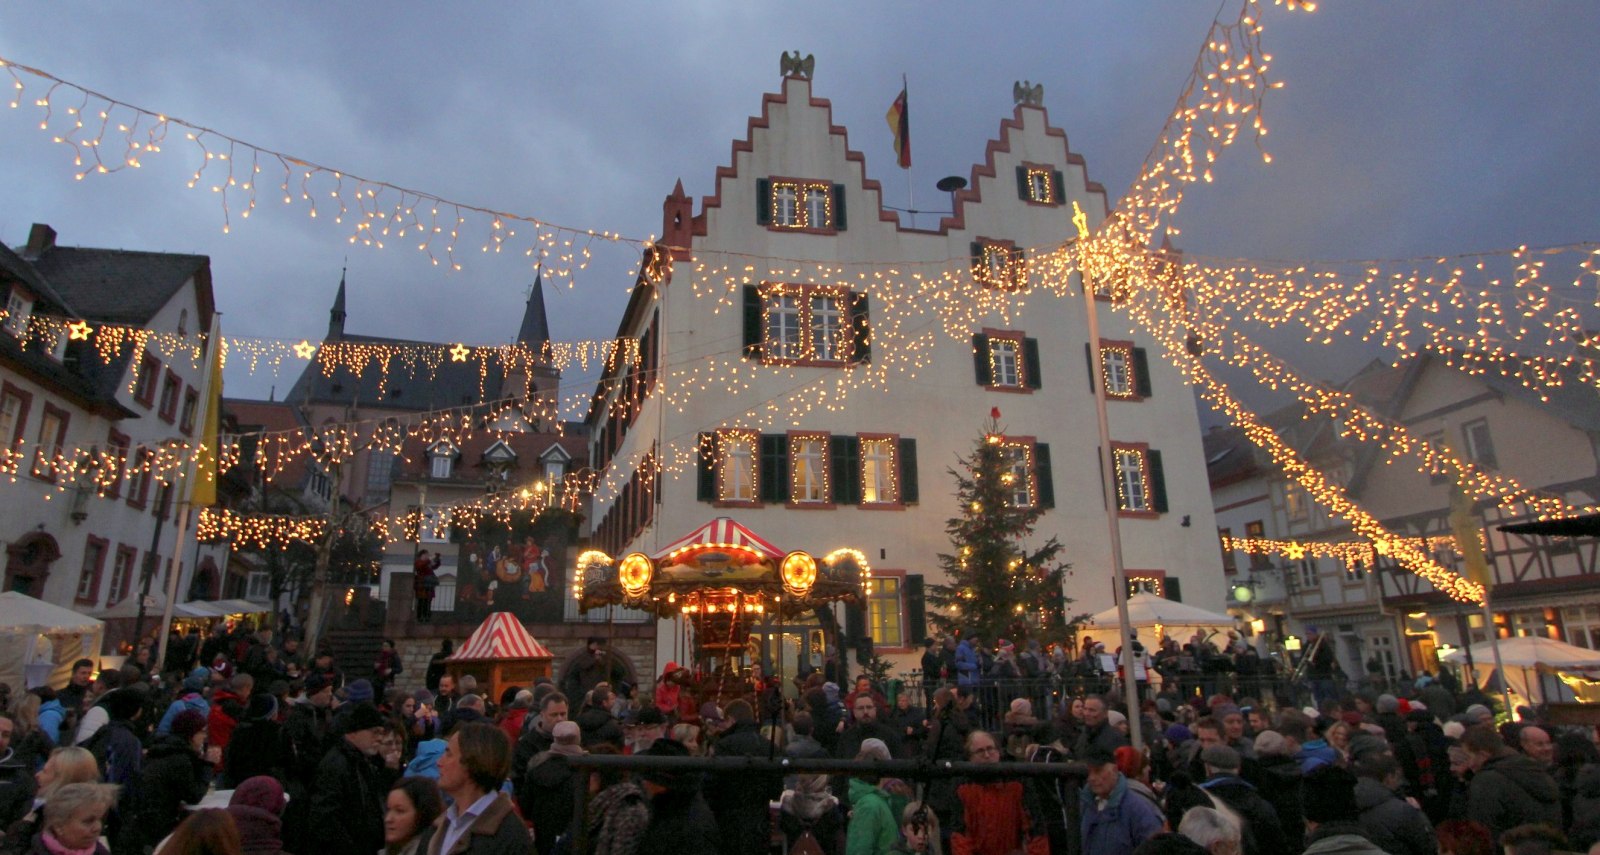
[653,516,783,561]
[448,612,554,661]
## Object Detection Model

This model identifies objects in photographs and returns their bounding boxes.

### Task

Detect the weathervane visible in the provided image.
[781,51,815,79]
[1013,80,1044,107]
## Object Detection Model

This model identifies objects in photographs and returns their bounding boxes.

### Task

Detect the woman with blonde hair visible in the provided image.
[31,783,118,855]
[1,748,101,855]
[668,723,702,756]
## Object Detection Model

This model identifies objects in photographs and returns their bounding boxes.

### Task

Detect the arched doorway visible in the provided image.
[188,557,220,601]
[5,532,61,597]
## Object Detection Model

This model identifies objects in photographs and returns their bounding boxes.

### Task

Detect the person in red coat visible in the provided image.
[413,550,439,624]
[207,673,253,769]
[951,731,1048,855]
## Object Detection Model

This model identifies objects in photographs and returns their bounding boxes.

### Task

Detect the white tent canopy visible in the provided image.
[0,591,103,691]
[1086,593,1237,644]
[1441,636,1600,704]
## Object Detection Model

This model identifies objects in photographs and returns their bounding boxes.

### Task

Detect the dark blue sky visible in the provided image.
[1,3,1596,418]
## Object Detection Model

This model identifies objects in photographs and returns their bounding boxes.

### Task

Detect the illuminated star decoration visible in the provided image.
[1072,201,1090,239]
[450,343,469,362]
[1283,542,1307,560]
[293,339,317,359]
[67,320,93,341]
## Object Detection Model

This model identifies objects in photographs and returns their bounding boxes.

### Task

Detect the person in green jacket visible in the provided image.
[847,775,899,855]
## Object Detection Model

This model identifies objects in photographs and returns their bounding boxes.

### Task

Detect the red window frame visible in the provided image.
[712,429,761,508]
[974,238,1026,290]
[765,176,839,235]
[31,403,69,482]
[1125,568,1168,599]
[1111,441,1158,519]
[75,535,110,606]
[982,328,1032,394]
[108,544,138,606]
[180,386,200,435]
[1098,339,1142,401]
[105,430,130,498]
[0,382,33,470]
[857,432,904,509]
[126,446,153,509]
[133,353,160,407]
[787,430,834,509]
[998,434,1041,510]
[758,282,856,367]
[158,369,181,423]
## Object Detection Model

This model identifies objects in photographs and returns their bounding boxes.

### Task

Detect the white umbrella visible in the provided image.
[1442,636,1600,704]
[0,591,104,690]
[1086,592,1236,641]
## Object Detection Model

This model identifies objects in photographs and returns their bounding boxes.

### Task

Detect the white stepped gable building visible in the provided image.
[586,70,1227,675]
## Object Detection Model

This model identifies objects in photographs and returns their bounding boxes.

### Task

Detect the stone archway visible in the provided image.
[4,532,60,598]
[556,643,640,698]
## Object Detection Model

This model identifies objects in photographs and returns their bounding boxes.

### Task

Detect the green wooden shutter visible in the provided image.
[830,435,861,504]
[1024,338,1042,389]
[1133,347,1153,398]
[1015,166,1029,200]
[850,292,871,364]
[905,575,927,645]
[756,178,771,225]
[760,434,789,504]
[972,334,992,385]
[696,432,715,502]
[971,241,985,279]
[898,438,918,504]
[832,183,847,230]
[1148,449,1168,513]
[1034,443,1055,509]
[742,285,763,360]
[1052,170,1066,203]
[1164,576,1182,603]
[1084,342,1097,393]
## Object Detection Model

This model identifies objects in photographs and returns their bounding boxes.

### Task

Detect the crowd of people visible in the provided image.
[1,623,1599,855]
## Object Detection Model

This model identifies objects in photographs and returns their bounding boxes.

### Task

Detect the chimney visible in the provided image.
[24,224,56,259]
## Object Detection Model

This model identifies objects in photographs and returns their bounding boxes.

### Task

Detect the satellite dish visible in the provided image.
[935,176,967,193]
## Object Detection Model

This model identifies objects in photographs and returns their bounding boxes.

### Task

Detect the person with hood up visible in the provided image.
[635,739,719,855]
[156,669,212,736]
[1460,724,1562,843]
[1242,730,1305,852]
[222,693,283,788]
[779,774,842,855]
[130,709,217,849]
[846,743,899,855]
[519,721,583,855]
[205,673,253,764]
[954,635,982,689]
[1196,745,1285,855]
[652,662,684,719]
[1351,752,1435,855]
[1299,765,1391,855]
[227,776,289,855]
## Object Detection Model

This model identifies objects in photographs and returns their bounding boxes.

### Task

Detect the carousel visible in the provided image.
[576,517,870,703]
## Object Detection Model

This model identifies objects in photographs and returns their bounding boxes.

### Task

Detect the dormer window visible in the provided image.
[540,445,571,487]
[1015,163,1065,206]
[429,441,457,479]
[756,178,846,233]
[4,289,32,338]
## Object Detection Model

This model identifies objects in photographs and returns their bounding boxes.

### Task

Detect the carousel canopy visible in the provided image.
[654,517,783,562]
[448,612,554,661]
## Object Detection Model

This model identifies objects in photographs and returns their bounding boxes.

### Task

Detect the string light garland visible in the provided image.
[1223,533,1466,566]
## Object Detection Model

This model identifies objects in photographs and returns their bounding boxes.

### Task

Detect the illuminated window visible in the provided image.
[991,339,1020,387]
[719,432,757,502]
[1104,347,1132,396]
[1094,341,1150,399]
[1016,164,1063,205]
[971,240,1025,289]
[1129,574,1165,597]
[1028,170,1052,202]
[767,293,803,360]
[1245,520,1268,570]
[1462,419,1497,470]
[3,289,31,337]
[790,434,828,503]
[32,405,67,481]
[867,576,903,647]
[761,179,840,231]
[1115,448,1149,513]
[1003,442,1035,508]
[974,332,1039,390]
[1285,486,1309,521]
[763,287,849,362]
[429,443,455,479]
[809,294,845,361]
[861,438,898,504]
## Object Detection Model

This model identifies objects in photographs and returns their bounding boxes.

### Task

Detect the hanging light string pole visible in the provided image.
[1076,208,1143,750]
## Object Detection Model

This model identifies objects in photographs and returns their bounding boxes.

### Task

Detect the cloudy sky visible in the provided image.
[1,2,1596,420]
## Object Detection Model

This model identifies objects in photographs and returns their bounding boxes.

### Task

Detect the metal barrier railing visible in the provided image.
[563,754,1087,855]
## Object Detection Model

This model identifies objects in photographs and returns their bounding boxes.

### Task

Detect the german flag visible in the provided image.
[886,83,910,169]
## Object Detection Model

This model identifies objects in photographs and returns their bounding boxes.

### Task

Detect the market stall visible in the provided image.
[444,611,555,702]
[1085,593,1238,647]
[1442,635,1600,705]
[0,591,104,690]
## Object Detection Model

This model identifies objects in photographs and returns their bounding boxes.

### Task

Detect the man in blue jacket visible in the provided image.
[955,634,982,688]
[1080,745,1163,855]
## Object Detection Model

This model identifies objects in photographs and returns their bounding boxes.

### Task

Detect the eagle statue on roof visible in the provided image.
[781,51,815,79]
[1013,80,1045,107]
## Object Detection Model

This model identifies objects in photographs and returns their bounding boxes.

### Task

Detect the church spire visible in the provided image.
[327,267,347,340]
[516,270,550,347]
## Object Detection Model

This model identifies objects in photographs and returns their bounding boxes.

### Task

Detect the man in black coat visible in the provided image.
[512,692,567,781]
[132,710,215,849]
[1072,695,1129,759]
[1197,745,1286,855]
[704,700,778,855]
[520,721,583,855]
[573,686,623,749]
[308,702,393,855]
[637,738,720,855]
[1242,730,1305,853]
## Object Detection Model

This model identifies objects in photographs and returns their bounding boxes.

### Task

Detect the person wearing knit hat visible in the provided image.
[1199,743,1290,855]
[309,702,389,855]
[1300,766,1389,854]
[157,670,212,736]
[1346,732,1389,764]
[170,709,207,741]
[343,678,375,705]
[1250,729,1307,852]
[227,776,289,855]
[130,702,217,848]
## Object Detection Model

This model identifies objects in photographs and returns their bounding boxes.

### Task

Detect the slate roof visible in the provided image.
[27,245,212,328]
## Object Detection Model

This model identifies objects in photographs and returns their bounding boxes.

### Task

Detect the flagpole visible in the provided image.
[903,74,913,229]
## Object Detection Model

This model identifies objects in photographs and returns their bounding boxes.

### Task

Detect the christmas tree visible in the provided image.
[927,410,1071,644]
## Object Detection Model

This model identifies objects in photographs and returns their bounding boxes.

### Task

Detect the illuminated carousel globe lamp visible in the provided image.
[617,552,652,598]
